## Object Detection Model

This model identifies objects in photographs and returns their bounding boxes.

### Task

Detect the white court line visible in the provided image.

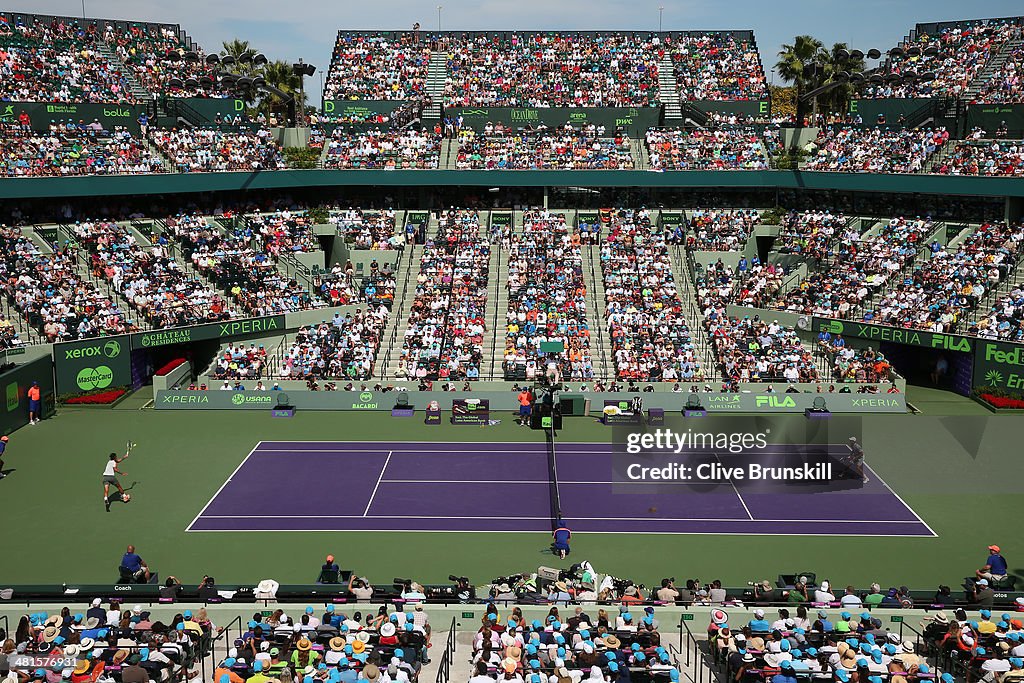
[199,514,925,523]
[185,441,263,532]
[186,528,937,537]
[714,452,754,520]
[363,450,393,517]
[864,463,938,537]
[381,479,735,486]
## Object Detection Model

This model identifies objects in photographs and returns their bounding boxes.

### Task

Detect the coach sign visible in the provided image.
[54,337,131,396]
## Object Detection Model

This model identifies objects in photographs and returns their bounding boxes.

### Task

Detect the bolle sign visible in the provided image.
[56,336,131,397]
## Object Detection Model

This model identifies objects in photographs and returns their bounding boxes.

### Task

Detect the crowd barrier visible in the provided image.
[153,389,907,413]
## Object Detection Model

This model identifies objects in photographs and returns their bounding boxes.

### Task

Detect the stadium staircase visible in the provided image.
[630,138,649,169]
[483,230,508,380]
[670,244,719,382]
[440,138,458,169]
[922,137,958,173]
[424,52,447,121]
[963,245,1024,333]
[585,245,614,380]
[54,223,154,331]
[378,238,426,382]
[658,55,682,122]
[95,42,152,104]
[964,36,1023,102]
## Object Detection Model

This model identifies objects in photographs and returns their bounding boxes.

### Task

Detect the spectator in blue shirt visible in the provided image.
[748,609,771,632]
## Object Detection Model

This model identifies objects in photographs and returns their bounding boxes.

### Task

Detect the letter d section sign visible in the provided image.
[54,337,131,395]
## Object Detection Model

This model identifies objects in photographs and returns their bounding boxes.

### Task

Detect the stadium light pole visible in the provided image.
[659,6,664,32]
[81,0,86,18]
[437,5,443,33]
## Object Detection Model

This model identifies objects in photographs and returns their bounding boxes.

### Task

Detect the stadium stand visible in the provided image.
[601,210,700,382]
[934,138,1024,176]
[73,219,232,328]
[455,125,634,170]
[442,32,661,107]
[396,210,489,381]
[324,32,432,100]
[863,222,1024,332]
[503,210,593,382]
[103,21,227,98]
[149,127,285,173]
[672,32,768,100]
[644,127,769,170]
[323,128,441,170]
[803,127,950,174]
[773,217,934,318]
[0,122,165,177]
[860,20,1023,98]
[684,209,761,251]
[278,308,390,381]
[0,13,136,102]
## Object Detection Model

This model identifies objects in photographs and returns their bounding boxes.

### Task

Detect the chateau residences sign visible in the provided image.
[133,315,286,349]
[445,107,661,136]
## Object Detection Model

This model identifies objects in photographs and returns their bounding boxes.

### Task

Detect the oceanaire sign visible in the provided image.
[813,318,972,352]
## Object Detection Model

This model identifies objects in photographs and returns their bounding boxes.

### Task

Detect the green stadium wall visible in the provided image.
[446,107,662,136]
[0,169,1021,199]
[0,101,147,132]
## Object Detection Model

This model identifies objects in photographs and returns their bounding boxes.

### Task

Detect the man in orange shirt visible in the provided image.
[517,388,533,428]
[27,381,41,425]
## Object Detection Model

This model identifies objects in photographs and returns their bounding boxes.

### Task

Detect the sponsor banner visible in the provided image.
[689,100,770,118]
[703,393,906,414]
[0,356,56,433]
[132,315,286,349]
[321,100,405,121]
[973,339,1024,392]
[965,104,1024,136]
[446,106,661,137]
[0,101,147,132]
[812,317,972,353]
[155,390,905,413]
[451,398,490,424]
[54,337,130,396]
[166,97,246,124]
[846,98,936,124]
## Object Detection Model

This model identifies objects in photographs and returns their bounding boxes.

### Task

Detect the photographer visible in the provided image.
[752,580,781,604]
[493,581,517,601]
[656,578,680,603]
[197,575,218,601]
[399,580,426,603]
[449,575,472,603]
[348,574,374,602]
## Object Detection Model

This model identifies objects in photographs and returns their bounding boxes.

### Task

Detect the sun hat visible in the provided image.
[380,623,396,637]
[296,638,312,652]
[329,637,345,652]
[351,640,365,654]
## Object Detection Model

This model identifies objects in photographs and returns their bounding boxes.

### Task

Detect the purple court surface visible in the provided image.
[187,441,935,537]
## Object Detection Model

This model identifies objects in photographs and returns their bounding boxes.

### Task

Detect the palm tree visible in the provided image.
[775,35,825,116]
[220,39,258,78]
[817,43,866,115]
[262,60,304,120]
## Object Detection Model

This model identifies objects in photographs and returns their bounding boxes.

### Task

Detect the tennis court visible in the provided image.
[187,440,935,536]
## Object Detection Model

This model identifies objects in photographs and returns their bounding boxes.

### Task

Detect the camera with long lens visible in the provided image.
[393,577,412,591]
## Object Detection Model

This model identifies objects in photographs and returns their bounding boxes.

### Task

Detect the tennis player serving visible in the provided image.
[102,445,132,512]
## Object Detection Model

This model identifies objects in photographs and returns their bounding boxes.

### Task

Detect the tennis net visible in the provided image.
[545,415,563,529]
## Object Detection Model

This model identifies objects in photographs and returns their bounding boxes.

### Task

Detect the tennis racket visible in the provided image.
[126,441,138,457]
